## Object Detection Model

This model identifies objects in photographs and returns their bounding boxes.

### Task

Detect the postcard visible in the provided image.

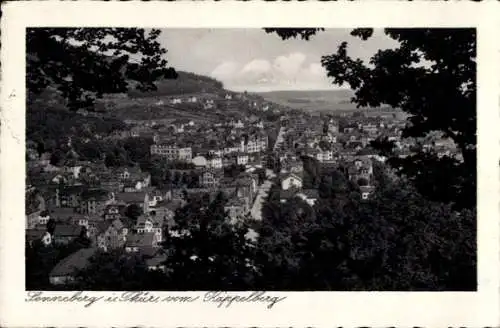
[1,1,499,327]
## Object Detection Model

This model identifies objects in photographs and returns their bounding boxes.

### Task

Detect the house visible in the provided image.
[50,207,82,223]
[204,99,215,109]
[135,214,163,243]
[52,224,86,245]
[123,180,144,192]
[178,147,193,162]
[26,208,41,229]
[207,156,223,169]
[124,232,160,257]
[63,164,84,179]
[95,218,128,251]
[223,142,240,155]
[115,191,150,212]
[281,173,303,191]
[51,173,69,185]
[208,148,223,158]
[115,167,140,180]
[49,248,97,285]
[149,201,178,227]
[236,153,249,166]
[70,214,91,228]
[192,155,208,168]
[79,189,114,216]
[199,170,223,188]
[151,144,182,161]
[327,120,339,134]
[317,149,334,163]
[103,201,126,220]
[361,123,378,135]
[100,180,125,193]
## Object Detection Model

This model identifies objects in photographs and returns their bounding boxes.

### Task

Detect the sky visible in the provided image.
[158,29,400,92]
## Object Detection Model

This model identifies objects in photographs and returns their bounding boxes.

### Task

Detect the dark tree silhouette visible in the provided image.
[27,28,178,110]
[163,193,258,290]
[124,204,143,222]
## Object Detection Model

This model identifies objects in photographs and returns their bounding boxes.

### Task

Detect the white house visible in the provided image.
[317,150,333,163]
[208,157,223,169]
[281,173,303,191]
[237,154,249,166]
[192,155,208,168]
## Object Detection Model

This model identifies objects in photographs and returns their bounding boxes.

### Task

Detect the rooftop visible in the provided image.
[50,248,97,277]
[115,192,147,204]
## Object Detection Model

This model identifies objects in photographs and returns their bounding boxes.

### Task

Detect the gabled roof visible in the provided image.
[281,172,303,181]
[81,189,110,201]
[125,232,155,247]
[50,248,97,277]
[53,224,82,237]
[115,192,147,204]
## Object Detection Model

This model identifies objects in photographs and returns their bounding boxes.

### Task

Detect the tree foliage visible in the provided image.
[27,28,177,110]
[257,166,476,290]
[73,250,165,290]
[124,204,143,222]
[163,193,258,290]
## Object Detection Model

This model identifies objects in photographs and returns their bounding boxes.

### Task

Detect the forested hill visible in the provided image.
[127,71,224,98]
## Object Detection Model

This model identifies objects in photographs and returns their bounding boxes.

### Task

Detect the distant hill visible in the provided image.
[256,89,395,112]
[98,71,273,122]
[127,71,224,98]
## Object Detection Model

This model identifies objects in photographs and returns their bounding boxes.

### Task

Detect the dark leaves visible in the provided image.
[27,28,177,111]
[263,28,324,41]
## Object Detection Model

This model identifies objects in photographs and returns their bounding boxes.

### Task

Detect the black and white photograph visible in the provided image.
[23,26,477,292]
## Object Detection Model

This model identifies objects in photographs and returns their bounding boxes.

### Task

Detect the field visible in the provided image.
[256,89,396,113]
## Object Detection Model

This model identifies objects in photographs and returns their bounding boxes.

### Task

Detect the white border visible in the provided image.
[1,2,499,327]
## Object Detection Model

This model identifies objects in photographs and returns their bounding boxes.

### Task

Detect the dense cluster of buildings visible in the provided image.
[26,88,461,286]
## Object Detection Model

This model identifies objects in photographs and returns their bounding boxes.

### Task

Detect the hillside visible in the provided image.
[29,70,279,124]
[257,89,395,113]
[98,71,274,122]
[127,71,224,98]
